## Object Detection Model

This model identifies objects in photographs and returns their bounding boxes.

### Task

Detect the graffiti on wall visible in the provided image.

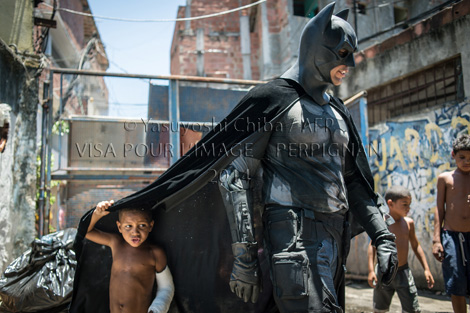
[369,102,469,233]
[367,101,469,285]
[347,101,470,288]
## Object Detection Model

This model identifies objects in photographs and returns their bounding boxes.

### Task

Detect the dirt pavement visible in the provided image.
[345,280,455,313]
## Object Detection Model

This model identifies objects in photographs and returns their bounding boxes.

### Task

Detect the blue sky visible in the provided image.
[87,1,187,118]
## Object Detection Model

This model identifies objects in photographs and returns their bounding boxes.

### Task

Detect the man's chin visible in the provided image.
[332,79,342,86]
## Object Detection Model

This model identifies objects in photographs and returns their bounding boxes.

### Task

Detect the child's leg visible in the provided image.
[373,287,394,313]
[450,295,467,313]
[373,269,395,313]
[394,265,420,313]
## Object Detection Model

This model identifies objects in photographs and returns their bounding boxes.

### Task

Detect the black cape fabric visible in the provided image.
[69,79,305,313]
[69,79,377,313]
[113,78,307,213]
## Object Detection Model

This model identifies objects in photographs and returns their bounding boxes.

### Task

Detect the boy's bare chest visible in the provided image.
[446,174,470,209]
[447,174,470,192]
[389,220,409,245]
[112,244,155,273]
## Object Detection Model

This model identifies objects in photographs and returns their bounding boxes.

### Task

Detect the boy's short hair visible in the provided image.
[452,134,470,154]
[384,186,411,202]
[118,207,153,222]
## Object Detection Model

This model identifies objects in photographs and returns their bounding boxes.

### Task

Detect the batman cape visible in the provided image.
[69,78,377,313]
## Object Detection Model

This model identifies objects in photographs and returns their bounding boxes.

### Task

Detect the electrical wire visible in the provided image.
[358,0,461,43]
[35,0,57,53]
[42,0,266,23]
[359,0,406,11]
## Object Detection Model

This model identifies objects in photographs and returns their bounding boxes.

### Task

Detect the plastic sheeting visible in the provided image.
[0,228,77,313]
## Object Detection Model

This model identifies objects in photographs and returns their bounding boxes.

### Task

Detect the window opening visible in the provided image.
[367,55,463,126]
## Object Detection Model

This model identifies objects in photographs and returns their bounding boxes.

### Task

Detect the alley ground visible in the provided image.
[345,280,455,313]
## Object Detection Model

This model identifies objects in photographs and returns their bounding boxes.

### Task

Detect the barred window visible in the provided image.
[367,55,464,126]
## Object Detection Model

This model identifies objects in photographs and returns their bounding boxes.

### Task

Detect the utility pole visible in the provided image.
[353,0,358,38]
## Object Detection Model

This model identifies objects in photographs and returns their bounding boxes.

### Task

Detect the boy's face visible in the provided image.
[116,211,154,248]
[387,196,411,218]
[452,150,470,173]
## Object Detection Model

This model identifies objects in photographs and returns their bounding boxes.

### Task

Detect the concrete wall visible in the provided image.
[0,41,38,271]
[347,100,470,290]
[329,0,452,50]
[257,0,308,79]
[320,0,395,49]
[339,7,470,101]
[340,3,470,290]
[0,0,34,52]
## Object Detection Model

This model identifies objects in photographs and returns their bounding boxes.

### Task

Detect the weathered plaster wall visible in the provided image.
[0,0,34,52]
[0,41,38,271]
[339,14,470,101]
[347,100,470,290]
[339,3,470,290]
[321,0,396,50]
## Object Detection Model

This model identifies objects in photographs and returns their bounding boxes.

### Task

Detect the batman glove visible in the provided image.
[375,233,398,285]
[230,242,261,303]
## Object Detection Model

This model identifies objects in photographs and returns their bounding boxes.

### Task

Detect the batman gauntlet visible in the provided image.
[374,233,398,285]
[230,243,260,303]
[219,165,261,303]
[371,195,398,285]
[362,213,398,286]
[348,181,398,287]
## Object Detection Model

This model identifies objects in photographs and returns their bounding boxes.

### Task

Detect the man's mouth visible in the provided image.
[333,69,347,81]
[131,237,140,244]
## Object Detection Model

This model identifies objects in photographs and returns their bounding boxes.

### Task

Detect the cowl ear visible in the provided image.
[315,2,335,31]
[335,8,349,21]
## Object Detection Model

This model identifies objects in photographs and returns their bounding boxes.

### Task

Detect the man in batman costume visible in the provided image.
[69,3,397,313]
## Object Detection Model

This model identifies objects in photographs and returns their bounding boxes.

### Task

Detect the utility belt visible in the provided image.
[264,205,346,237]
[263,204,348,266]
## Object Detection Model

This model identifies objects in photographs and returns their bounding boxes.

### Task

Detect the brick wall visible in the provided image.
[58,0,85,47]
[170,0,261,79]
